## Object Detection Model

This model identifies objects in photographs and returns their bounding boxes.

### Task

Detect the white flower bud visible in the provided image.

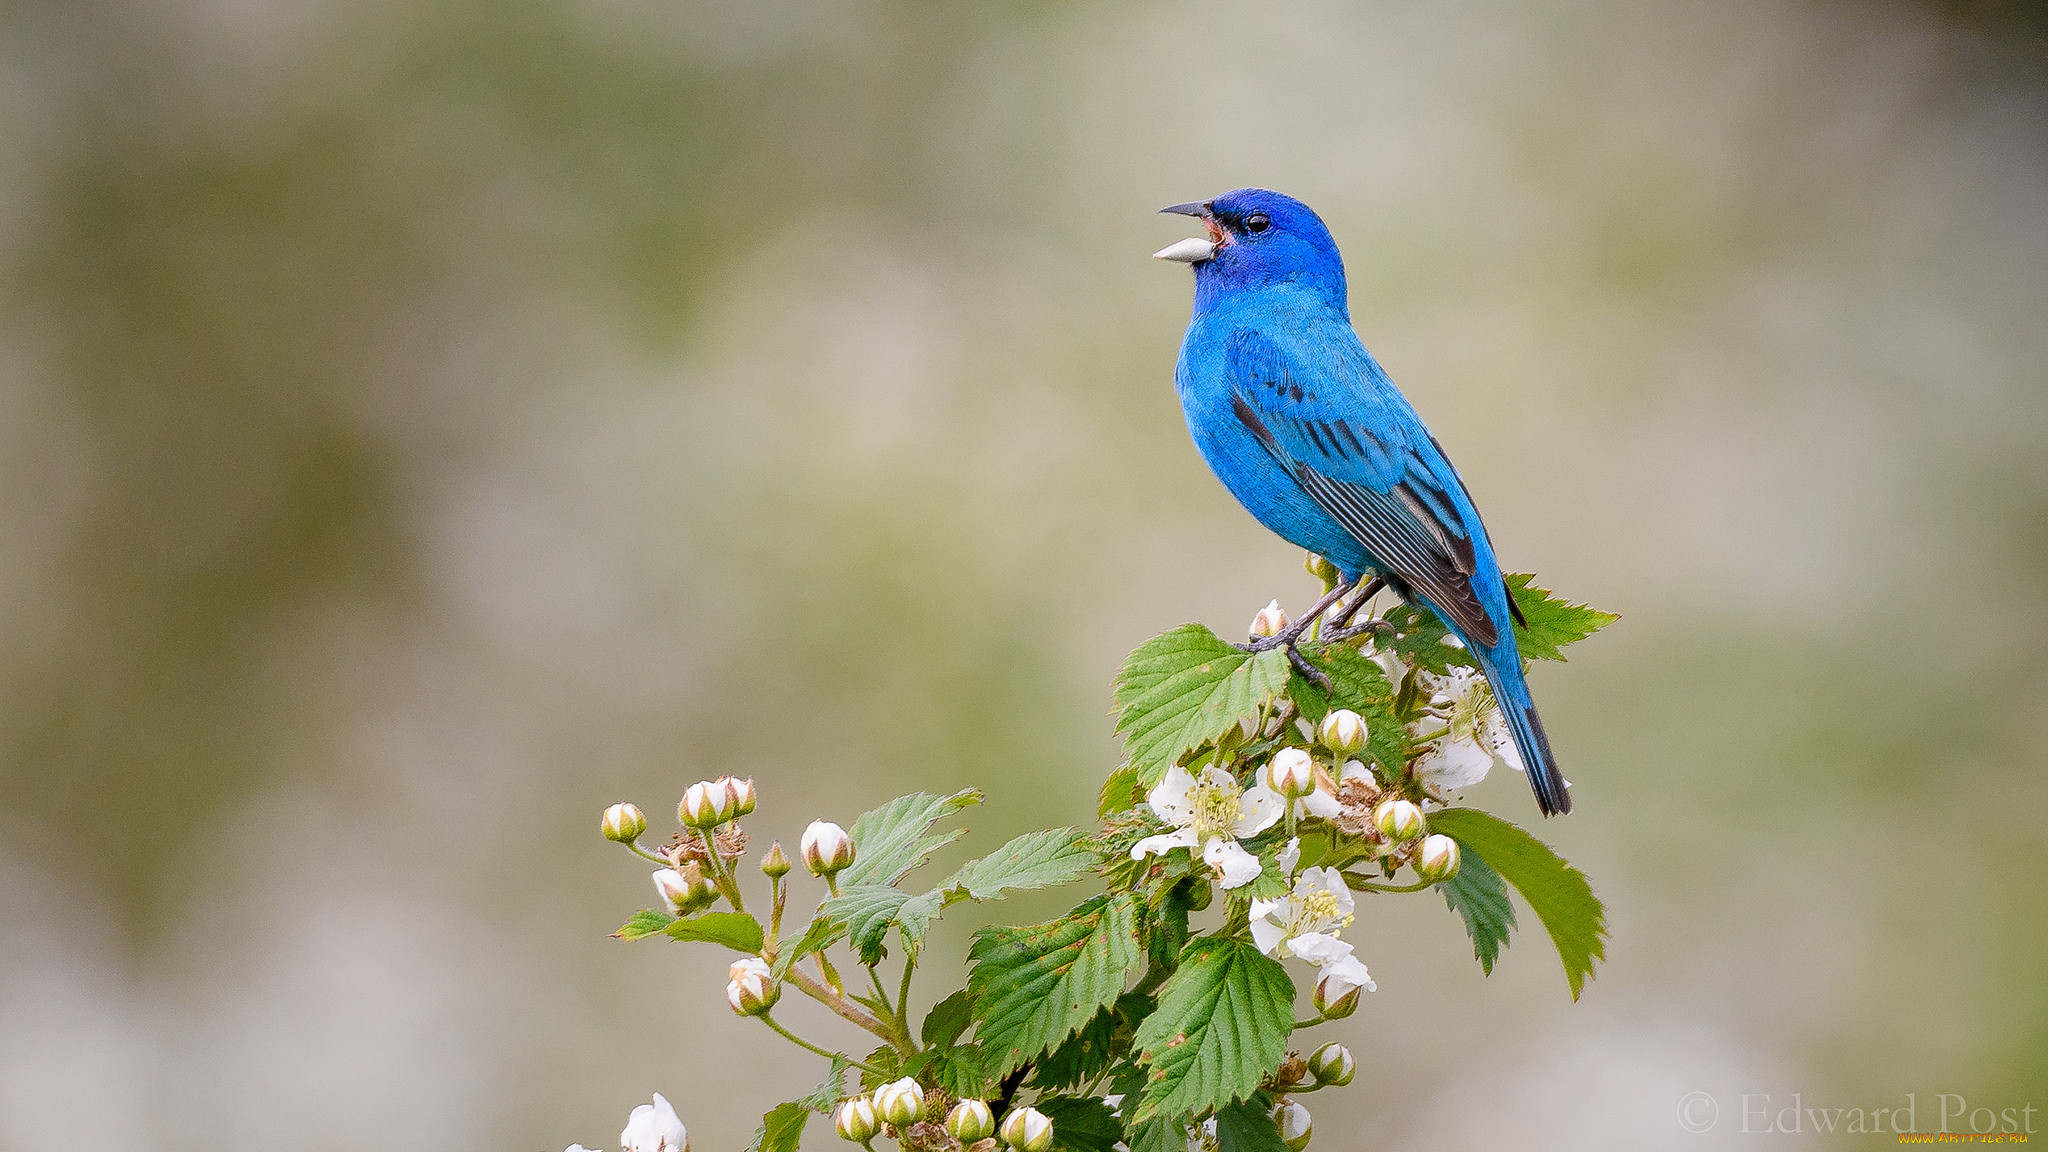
[603,802,648,843]
[621,1093,689,1152]
[1306,1041,1355,1086]
[760,840,792,879]
[801,820,855,877]
[1415,834,1461,883]
[1275,1100,1312,1151]
[947,1100,995,1144]
[1263,747,1317,800]
[873,1078,925,1128]
[1312,971,1361,1020]
[1317,709,1368,755]
[724,775,758,818]
[726,956,779,1016]
[652,866,715,914]
[999,1106,1054,1152]
[1372,798,1425,843]
[679,780,734,829]
[835,1096,879,1144]
[1249,599,1291,640]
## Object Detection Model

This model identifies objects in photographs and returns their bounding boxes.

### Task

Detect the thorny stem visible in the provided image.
[786,964,915,1055]
[767,875,787,961]
[624,841,670,867]
[759,1011,889,1076]
[895,950,917,1040]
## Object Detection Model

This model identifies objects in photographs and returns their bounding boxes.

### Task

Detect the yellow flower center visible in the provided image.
[1289,887,1353,936]
[1187,780,1244,841]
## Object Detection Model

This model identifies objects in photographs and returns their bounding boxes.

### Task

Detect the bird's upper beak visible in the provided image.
[1154,200,1218,263]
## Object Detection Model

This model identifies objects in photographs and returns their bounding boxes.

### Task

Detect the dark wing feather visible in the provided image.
[1225,330,1498,646]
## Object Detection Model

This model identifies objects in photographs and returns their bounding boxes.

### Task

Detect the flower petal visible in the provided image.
[1416,735,1493,791]
[1234,784,1285,837]
[1294,789,1342,820]
[1204,836,1264,889]
[1276,837,1301,875]
[1250,916,1289,956]
[1145,765,1199,824]
[1132,828,1200,860]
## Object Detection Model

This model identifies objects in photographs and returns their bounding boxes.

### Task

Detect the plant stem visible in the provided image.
[895,952,917,1040]
[759,1012,888,1076]
[786,964,914,1054]
[1345,874,1436,893]
[625,842,670,866]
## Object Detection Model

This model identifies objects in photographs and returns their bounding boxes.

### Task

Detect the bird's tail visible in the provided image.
[1479,652,1571,817]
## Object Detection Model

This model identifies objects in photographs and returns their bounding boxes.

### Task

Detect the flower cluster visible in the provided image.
[566,563,1613,1152]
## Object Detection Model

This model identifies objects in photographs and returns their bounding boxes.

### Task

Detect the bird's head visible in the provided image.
[1154,188,1346,314]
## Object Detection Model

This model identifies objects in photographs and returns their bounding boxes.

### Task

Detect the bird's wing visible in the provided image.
[1223,327,1499,646]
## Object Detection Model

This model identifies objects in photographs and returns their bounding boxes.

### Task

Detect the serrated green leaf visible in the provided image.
[921,989,973,1050]
[1213,1094,1287,1152]
[1100,765,1143,817]
[773,916,845,979]
[1505,573,1617,661]
[1130,938,1294,1121]
[929,1042,996,1098]
[1437,843,1515,974]
[896,828,1098,950]
[1124,1117,1189,1152]
[969,894,1144,1074]
[1291,643,1410,774]
[745,1102,808,1152]
[611,908,677,941]
[663,911,765,953]
[859,1044,904,1090]
[840,789,982,888]
[1380,601,1462,675]
[822,884,909,965]
[1429,808,1606,999]
[1038,1096,1124,1152]
[795,1054,851,1112]
[1029,1005,1119,1090]
[1115,625,1292,785]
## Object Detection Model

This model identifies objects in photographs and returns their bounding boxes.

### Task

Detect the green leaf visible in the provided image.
[1037,1096,1125,1152]
[745,1102,809,1152]
[795,1054,852,1112]
[969,894,1145,1074]
[821,885,909,965]
[1029,1005,1119,1090]
[929,1042,997,1098]
[1124,1117,1189,1152]
[1506,573,1617,661]
[1100,764,1143,817]
[896,828,1098,949]
[663,911,765,953]
[1291,644,1410,774]
[1437,843,1515,974]
[611,908,677,941]
[1214,1094,1287,1152]
[1115,624,1292,785]
[921,989,974,1050]
[773,916,845,979]
[1429,808,1607,999]
[840,789,983,888]
[1130,938,1294,1121]
[1380,601,1462,675]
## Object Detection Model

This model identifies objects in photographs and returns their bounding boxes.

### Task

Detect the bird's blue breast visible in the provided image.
[1175,287,1386,580]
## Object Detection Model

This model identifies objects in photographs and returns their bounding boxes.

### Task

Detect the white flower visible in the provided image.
[1275,1100,1312,1151]
[1250,867,1355,960]
[1410,668,1522,793]
[726,957,778,1015]
[1366,639,1408,687]
[1305,939,1377,999]
[621,1094,688,1152]
[1130,765,1284,890]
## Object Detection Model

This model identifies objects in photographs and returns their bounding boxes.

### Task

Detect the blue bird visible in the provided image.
[1156,188,1570,816]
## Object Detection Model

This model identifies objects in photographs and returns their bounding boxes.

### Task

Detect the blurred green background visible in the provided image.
[0,0,2043,1148]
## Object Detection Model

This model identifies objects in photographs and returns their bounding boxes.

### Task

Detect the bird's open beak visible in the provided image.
[1154,200,1217,263]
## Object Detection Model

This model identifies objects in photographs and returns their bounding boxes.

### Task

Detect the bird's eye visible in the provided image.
[1244,213,1271,234]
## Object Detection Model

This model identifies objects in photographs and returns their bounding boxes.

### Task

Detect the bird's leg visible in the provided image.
[1328,576,1385,630]
[1234,576,1372,692]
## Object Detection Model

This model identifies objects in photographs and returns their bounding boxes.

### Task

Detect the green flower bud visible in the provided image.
[726,776,758,818]
[1307,1042,1355,1087]
[1263,747,1317,800]
[999,1106,1053,1152]
[1304,551,1341,588]
[835,1097,879,1144]
[1312,971,1361,1020]
[1372,798,1425,843]
[603,802,648,843]
[726,957,779,1016]
[1317,709,1368,755]
[1415,833,1461,883]
[1275,1100,1312,1151]
[679,780,733,829]
[653,864,717,915]
[872,1078,925,1128]
[947,1100,995,1144]
[760,840,792,879]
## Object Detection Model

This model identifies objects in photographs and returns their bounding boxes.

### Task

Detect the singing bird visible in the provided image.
[1156,188,1570,816]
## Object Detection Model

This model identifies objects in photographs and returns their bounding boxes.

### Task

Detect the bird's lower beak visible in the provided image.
[1155,200,1218,262]
[1154,237,1216,263]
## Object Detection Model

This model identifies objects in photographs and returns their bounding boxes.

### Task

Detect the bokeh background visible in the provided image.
[1,0,2044,1148]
